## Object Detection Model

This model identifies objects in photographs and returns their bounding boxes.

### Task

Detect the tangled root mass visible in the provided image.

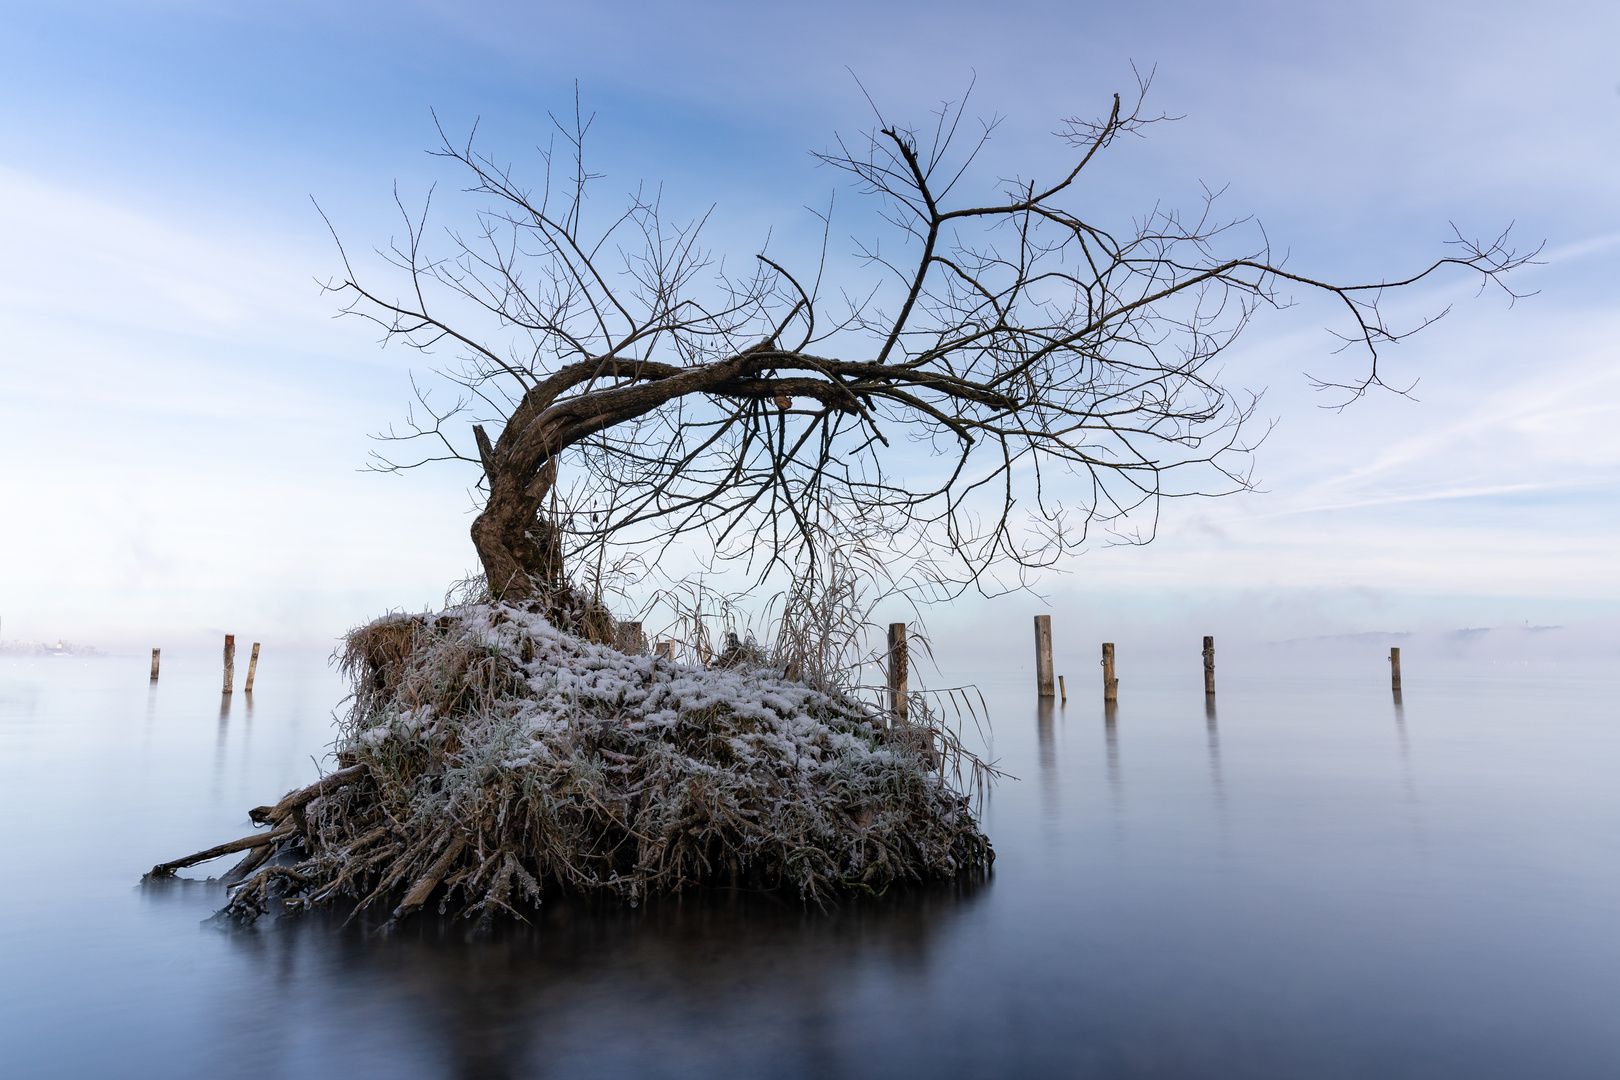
[149,602,993,926]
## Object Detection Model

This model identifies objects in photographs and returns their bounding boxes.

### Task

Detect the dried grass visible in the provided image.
[203,595,994,928]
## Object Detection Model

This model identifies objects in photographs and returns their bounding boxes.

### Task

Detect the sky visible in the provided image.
[1,0,1617,658]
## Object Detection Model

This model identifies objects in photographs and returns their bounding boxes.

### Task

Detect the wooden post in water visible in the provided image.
[244,642,260,692]
[1059,675,1067,703]
[1203,635,1215,695]
[222,634,235,694]
[887,622,909,721]
[1389,647,1402,694]
[1102,642,1118,701]
[1033,615,1054,698]
[149,648,160,681]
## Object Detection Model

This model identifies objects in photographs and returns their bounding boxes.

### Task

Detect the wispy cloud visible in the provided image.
[1,0,1617,643]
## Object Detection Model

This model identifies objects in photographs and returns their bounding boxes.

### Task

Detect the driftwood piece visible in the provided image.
[249,764,368,825]
[392,837,468,921]
[146,824,294,878]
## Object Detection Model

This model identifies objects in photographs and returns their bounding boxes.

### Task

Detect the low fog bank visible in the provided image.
[0,582,458,662]
[1231,622,1620,680]
[0,642,348,687]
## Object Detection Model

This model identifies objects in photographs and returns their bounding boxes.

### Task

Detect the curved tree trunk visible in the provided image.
[470,458,563,602]
[463,353,774,604]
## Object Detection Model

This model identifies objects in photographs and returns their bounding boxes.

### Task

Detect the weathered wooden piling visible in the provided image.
[1102,642,1118,701]
[222,634,235,694]
[654,640,673,660]
[1034,615,1054,698]
[244,642,260,693]
[887,622,909,721]
[1390,646,1402,693]
[150,648,160,681]
[1203,635,1215,695]
[1058,674,1067,703]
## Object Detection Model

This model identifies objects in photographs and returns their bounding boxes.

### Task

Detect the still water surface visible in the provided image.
[1,650,1616,1078]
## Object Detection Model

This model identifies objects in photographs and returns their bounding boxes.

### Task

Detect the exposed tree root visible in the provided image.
[393,837,469,922]
[146,824,296,878]
[248,764,368,826]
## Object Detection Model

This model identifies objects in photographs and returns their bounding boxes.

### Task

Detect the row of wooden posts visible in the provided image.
[1031,614,1139,701]
[162,623,1403,706]
[147,635,261,693]
[1030,616,1406,700]
[879,616,1406,712]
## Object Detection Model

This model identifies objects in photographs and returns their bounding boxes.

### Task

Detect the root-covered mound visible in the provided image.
[150,603,993,925]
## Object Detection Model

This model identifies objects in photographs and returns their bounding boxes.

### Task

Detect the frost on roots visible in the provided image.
[173,603,993,927]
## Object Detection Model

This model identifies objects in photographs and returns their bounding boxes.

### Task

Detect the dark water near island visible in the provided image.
[2,648,1617,1079]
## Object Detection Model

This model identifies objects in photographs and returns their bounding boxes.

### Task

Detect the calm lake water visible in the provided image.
[2,646,1617,1078]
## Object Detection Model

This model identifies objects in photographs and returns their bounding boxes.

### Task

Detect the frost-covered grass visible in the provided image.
[216,601,993,925]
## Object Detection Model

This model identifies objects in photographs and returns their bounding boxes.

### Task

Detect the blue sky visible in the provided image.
[1,0,1616,651]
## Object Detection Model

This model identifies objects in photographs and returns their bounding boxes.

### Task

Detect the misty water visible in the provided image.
[2,643,1617,1079]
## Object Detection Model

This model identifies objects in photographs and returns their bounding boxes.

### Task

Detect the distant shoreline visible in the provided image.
[0,640,104,657]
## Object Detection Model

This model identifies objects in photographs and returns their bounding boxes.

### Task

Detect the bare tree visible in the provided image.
[323,82,1533,607]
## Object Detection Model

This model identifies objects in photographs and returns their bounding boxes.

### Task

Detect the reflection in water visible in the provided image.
[218,883,985,1079]
[239,691,255,776]
[1036,697,1058,821]
[1204,695,1226,808]
[1392,695,1409,761]
[1036,698,1055,770]
[1103,700,1122,807]
[1391,694,1425,846]
[214,694,232,784]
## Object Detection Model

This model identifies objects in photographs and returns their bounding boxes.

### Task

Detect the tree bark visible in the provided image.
[471,458,563,601]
